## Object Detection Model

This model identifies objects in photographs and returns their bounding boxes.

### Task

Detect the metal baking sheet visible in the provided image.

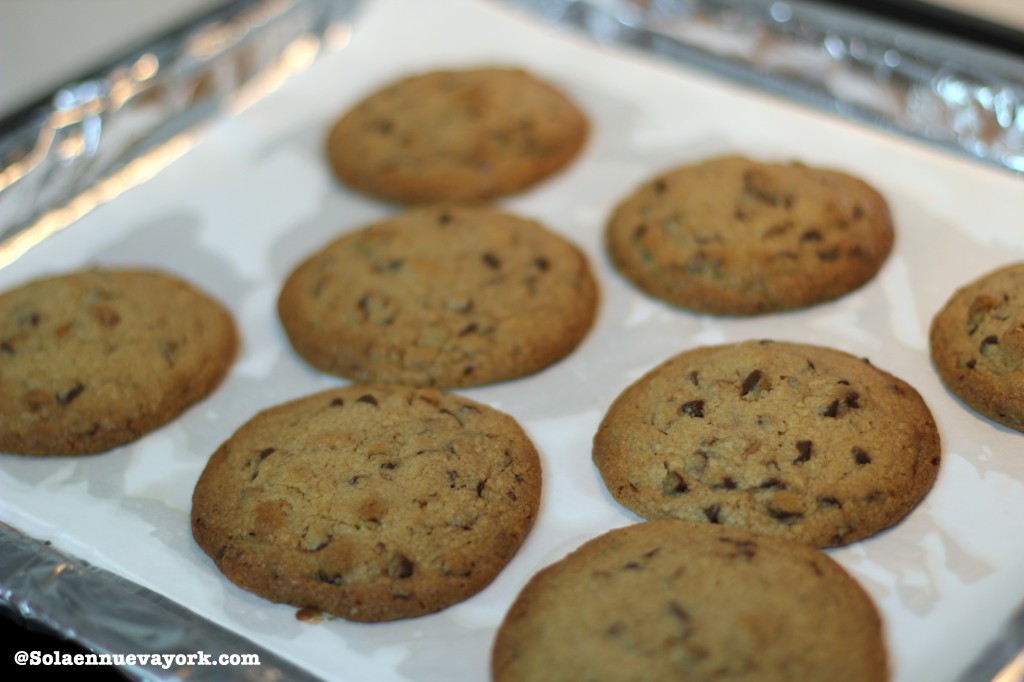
[1,0,1023,681]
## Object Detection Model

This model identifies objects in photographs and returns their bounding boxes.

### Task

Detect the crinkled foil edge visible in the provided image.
[0,523,324,681]
[507,0,1024,173]
[0,0,1022,680]
[0,0,367,260]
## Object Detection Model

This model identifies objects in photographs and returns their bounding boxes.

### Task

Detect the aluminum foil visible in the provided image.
[0,0,1022,681]
[0,0,366,246]
[502,0,1024,172]
[0,523,323,681]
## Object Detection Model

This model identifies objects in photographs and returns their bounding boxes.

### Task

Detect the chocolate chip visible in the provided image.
[793,440,812,464]
[768,507,803,522]
[823,400,841,418]
[667,601,692,624]
[259,448,276,460]
[718,537,757,561]
[317,571,343,585]
[688,370,700,386]
[759,478,785,490]
[818,496,843,508]
[482,252,501,269]
[56,382,85,405]
[305,538,330,552]
[800,229,823,242]
[357,394,379,406]
[853,447,872,465]
[704,505,722,524]
[740,370,763,397]
[330,397,344,407]
[681,400,705,418]
[661,471,689,495]
[376,259,404,273]
[533,257,550,271]
[387,555,415,579]
[476,480,486,497]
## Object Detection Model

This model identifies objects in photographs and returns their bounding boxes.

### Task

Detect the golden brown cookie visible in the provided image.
[605,155,894,315]
[0,268,237,456]
[326,67,588,203]
[191,384,542,622]
[930,262,1024,432]
[593,340,940,547]
[492,519,889,682]
[278,204,598,388]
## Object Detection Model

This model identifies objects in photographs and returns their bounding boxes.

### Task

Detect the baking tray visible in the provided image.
[1,0,1023,680]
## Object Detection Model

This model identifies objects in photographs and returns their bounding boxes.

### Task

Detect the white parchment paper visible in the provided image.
[1,0,1023,680]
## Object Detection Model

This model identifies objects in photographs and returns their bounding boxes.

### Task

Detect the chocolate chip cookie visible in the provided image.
[278,204,598,388]
[492,519,889,682]
[930,262,1024,432]
[191,384,542,622]
[326,67,588,203]
[592,340,940,547]
[605,156,894,315]
[0,268,237,456]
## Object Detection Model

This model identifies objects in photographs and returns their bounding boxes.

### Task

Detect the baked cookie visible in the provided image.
[492,519,888,682]
[326,67,588,203]
[278,204,598,388]
[191,384,542,622]
[930,262,1024,432]
[605,155,894,315]
[593,340,940,547]
[0,268,237,456]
